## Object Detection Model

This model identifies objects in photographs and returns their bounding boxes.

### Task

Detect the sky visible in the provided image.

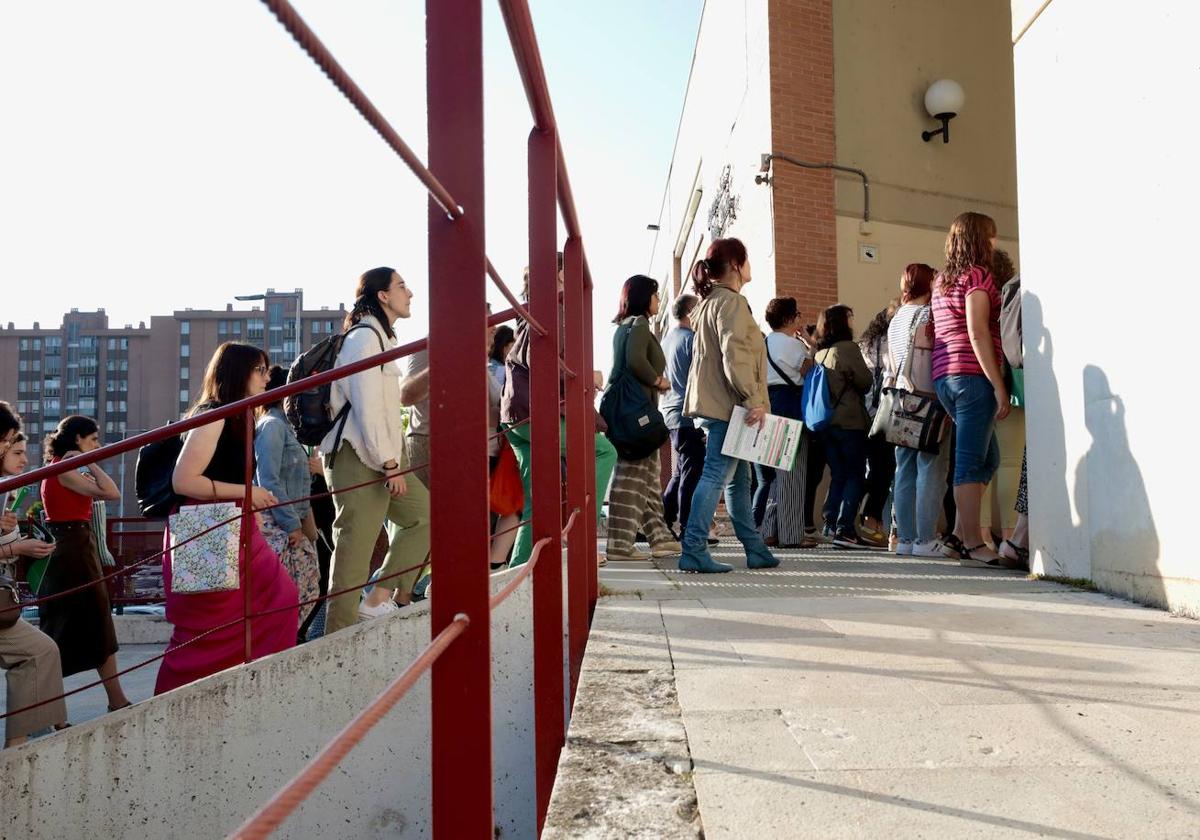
[0,0,702,373]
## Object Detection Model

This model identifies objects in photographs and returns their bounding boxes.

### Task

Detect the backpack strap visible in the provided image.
[814,347,854,409]
[765,336,801,389]
[329,322,389,466]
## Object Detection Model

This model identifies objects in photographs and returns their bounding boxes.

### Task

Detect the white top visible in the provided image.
[319,314,405,472]
[764,332,809,387]
[887,304,934,394]
[403,349,430,437]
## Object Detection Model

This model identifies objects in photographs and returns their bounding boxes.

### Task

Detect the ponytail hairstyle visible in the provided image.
[940,212,997,293]
[900,263,936,303]
[44,415,98,463]
[690,237,748,298]
[344,266,398,340]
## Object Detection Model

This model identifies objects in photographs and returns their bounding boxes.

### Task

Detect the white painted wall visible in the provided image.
[0,569,541,839]
[647,0,777,327]
[1013,0,1199,613]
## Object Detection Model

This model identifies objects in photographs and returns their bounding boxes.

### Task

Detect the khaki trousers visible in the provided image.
[324,444,431,634]
[1,619,68,740]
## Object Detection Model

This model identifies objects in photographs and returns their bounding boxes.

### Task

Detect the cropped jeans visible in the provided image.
[934,374,1000,486]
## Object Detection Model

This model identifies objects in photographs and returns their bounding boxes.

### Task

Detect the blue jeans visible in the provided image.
[752,463,775,527]
[893,441,949,544]
[681,419,774,564]
[935,374,1000,486]
[820,427,868,535]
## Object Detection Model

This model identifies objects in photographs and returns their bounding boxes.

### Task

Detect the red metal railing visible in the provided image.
[0,1,597,837]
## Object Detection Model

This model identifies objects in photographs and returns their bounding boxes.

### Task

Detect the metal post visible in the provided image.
[241,408,254,664]
[583,272,600,612]
[529,124,563,833]
[427,2,493,838]
[563,237,588,704]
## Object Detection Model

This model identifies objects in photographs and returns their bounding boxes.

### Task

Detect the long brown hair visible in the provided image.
[191,342,268,417]
[345,267,398,340]
[690,238,748,298]
[940,212,997,292]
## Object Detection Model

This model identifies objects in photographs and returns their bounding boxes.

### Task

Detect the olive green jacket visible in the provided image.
[814,340,872,431]
[610,316,666,404]
[683,285,768,422]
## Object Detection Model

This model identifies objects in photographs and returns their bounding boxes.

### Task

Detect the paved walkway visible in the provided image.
[595,542,1200,839]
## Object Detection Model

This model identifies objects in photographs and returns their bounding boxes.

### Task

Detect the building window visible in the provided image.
[218,320,228,336]
[19,338,29,350]
[180,366,189,380]
[80,336,98,349]
[180,344,190,358]
[180,320,190,336]
[107,338,117,350]
[247,318,264,341]
[268,302,284,326]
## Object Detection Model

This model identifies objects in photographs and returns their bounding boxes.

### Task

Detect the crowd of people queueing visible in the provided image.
[1,209,1029,746]
[613,210,1029,573]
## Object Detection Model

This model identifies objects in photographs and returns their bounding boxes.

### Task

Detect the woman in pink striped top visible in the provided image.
[931,212,1011,567]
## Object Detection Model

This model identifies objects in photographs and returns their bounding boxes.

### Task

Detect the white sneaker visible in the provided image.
[358,599,400,621]
[894,541,914,556]
[912,540,946,558]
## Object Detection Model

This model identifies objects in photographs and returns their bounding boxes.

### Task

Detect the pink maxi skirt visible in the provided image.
[154,504,298,695]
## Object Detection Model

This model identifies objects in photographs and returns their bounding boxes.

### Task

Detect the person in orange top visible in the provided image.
[39,415,131,712]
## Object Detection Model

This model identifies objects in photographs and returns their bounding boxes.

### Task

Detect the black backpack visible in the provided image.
[284,323,385,448]
[598,320,669,460]
[135,431,184,519]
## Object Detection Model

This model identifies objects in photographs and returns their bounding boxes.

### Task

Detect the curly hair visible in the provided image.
[859,300,899,348]
[940,212,997,292]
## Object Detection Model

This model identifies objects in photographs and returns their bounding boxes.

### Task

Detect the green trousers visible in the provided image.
[323,443,430,634]
[506,419,616,567]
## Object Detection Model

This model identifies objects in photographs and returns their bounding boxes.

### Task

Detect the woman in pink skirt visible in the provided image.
[155,342,298,695]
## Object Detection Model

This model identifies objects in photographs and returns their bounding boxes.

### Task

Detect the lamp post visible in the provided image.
[235,290,304,362]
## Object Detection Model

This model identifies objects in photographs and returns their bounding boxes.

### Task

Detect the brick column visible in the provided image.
[768,0,838,321]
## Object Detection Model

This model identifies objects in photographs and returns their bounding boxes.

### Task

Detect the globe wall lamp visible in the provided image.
[921,79,964,144]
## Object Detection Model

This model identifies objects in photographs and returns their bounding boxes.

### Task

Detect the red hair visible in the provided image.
[901,263,936,303]
[690,238,748,298]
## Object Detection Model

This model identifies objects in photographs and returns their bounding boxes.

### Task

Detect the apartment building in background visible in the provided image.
[0,289,348,516]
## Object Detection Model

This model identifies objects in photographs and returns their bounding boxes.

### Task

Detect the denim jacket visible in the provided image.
[255,407,311,533]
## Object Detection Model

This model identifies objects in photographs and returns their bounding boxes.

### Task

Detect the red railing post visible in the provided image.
[563,236,589,704]
[242,407,254,663]
[427,1,493,839]
[583,270,600,612]
[529,123,564,832]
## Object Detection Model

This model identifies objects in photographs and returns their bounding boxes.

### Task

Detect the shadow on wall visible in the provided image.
[1025,291,1162,605]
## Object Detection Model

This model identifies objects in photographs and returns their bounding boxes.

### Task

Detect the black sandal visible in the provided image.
[941,534,965,559]
[1000,540,1030,569]
[959,544,1004,568]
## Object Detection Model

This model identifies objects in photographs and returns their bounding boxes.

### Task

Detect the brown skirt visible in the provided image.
[39,520,119,677]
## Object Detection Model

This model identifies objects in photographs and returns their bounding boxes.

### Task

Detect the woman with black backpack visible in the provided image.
[602,275,680,563]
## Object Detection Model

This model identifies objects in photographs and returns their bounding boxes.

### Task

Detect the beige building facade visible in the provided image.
[650,0,1197,613]
[649,0,1024,528]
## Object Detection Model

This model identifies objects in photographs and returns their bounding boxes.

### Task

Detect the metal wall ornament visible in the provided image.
[707,164,740,241]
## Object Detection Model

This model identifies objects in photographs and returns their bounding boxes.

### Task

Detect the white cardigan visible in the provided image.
[319,314,404,472]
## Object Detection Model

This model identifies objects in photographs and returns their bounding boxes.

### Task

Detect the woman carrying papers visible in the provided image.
[678,239,779,574]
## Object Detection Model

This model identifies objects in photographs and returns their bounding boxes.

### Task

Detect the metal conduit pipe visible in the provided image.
[756,152,871,223]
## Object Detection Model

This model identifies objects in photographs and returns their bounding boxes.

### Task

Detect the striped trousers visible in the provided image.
[606,451,673,554]
[760,431,810,546]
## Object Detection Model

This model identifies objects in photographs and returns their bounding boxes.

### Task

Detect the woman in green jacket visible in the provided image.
[813,304,875,549]
[605,275,680,562]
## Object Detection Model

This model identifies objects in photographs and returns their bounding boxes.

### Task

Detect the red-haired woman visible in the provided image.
[603,275,680,562]
[887,263,948,557]
[157,342,298,694]
[932,212,1010,567]
[679,238,779,573]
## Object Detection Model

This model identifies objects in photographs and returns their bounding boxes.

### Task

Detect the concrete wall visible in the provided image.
[647,0,777,324]
[0,569,542,839]
[1013,0,1198,613]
